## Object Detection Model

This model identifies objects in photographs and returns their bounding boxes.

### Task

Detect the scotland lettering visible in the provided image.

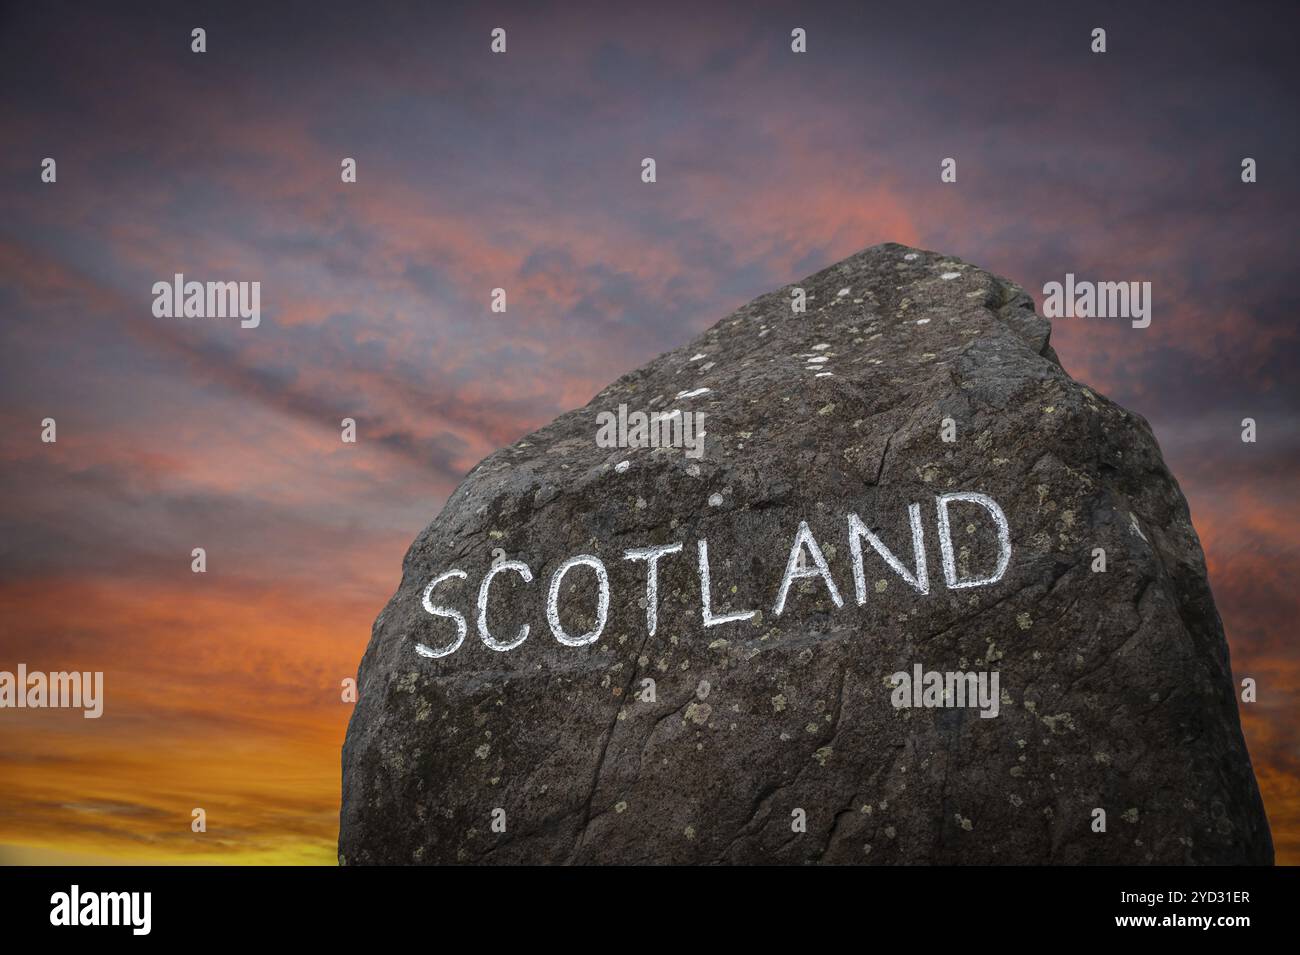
[415,490,1011,658]
[1041,272,1151,328]
[151,273,261,328]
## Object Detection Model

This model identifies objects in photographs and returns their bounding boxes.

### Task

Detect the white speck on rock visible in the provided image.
[1129,513,1148,543]
[615,460,630,473]
[689,353,707,361]
[837,288,850,296]
[903,252,919,261]
[708,493,724,507]
[676,387,711,399]
[812,343,830,350]
[941,272,961,280]
[916,318,931,324]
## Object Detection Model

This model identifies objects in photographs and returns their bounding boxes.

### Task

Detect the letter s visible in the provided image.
[417,570,468,658]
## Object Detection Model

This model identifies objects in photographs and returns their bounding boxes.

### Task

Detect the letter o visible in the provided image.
[547,554,610,647]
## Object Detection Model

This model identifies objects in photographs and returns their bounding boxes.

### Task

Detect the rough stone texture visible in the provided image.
[339,243,1273,865]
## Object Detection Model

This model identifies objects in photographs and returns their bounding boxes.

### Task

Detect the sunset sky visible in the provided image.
[1,0,1296,865]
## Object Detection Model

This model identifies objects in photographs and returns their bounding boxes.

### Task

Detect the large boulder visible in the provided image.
[339,243,1272,864]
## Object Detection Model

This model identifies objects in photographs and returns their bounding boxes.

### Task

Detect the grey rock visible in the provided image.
[339,243,1272,864]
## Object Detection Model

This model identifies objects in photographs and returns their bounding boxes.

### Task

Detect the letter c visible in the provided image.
[478,560,534,651]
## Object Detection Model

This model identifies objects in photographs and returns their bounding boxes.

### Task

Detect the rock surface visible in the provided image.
[339,243,1273,864]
